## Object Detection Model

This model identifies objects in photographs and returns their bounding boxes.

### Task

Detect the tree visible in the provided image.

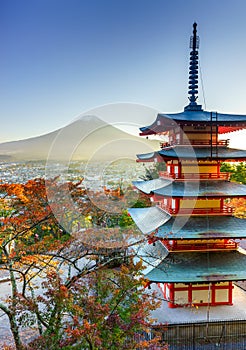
[220,162,246,184]
[0,178,77,349]
[230,198,246,219]
[0,179,162,349]
[140,163,166,181]
[220,162,235,174]
[18,258,161,350]
[232,162,246,184]
[220,162,246,218]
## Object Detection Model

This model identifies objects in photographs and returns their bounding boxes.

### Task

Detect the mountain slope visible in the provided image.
[0,116,159,161]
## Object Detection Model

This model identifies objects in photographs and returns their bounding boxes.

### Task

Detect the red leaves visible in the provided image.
[0,178,162,349]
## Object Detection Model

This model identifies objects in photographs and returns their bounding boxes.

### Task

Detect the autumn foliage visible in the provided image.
[230,198,246,219]
[220,162,246,218]
[0,178,163,350]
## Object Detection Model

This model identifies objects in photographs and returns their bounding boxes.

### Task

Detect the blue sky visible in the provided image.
[1,0,246,142]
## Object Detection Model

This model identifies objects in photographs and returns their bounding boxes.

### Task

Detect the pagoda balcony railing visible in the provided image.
[158,204,235,215]
[161,240,237,252]
[159,171,230,180]
[160,139,229,148]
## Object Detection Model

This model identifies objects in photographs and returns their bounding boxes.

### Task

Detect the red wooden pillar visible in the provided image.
[217,162,220,177]
[168,283,175,308]
[188,283,193,305]
[176,198,180,213]
[220,198,222,211]
[228,282,233,305]
[211,283,216,306]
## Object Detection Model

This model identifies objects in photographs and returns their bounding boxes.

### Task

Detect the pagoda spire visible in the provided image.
[184,22,203,111]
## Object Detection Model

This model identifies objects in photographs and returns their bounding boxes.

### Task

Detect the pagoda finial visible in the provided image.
[184,22,203,111]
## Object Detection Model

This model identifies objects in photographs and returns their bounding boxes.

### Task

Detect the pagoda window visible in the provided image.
[176,133,180,144]
[174,165,179,178]
[180,163,230,180]
[177,198,234,215]
[167,164,171,174]
[167,163,174,177]
[171,198,176,210]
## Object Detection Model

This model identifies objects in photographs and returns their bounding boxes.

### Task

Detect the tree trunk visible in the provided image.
[8,312,24,350]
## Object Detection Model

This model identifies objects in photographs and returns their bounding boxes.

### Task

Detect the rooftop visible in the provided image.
[129,208,246,239]
[128,207,171,234]
[132,178,172,194]
[140,110,246,135]
[137,146,246,161]
[153,180,246,197]
[144,249,246,283]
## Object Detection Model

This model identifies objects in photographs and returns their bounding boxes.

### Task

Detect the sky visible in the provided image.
[1,0,246,144]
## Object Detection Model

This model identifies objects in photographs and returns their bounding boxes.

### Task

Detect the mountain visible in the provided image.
[0,116,159,161]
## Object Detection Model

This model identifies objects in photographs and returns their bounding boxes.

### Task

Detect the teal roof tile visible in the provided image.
[158,146,246,160]
[137,241,169,274]
[159,111,246,123]
[137,147,246,161]
[133,178,172,194]
[145,250,246,283]
[129,208,246,239]
[153,180,246,197]
[140,111,246,134]
[128,207,171,234]
[156,215,246,239]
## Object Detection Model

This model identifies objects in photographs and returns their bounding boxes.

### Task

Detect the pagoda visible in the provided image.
[129,23,246,308]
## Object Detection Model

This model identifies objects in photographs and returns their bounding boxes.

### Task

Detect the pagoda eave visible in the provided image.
[155,215,246,240]
[129,208,246,239]
[132,178,172,194]
[139,111,246,136]
[128,207,171,235]
[137,147,246,163]
[158,146,246,161]
[152,180,246,197]
[144,250,246,284]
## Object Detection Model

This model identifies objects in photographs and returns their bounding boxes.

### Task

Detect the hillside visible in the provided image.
[0,116,159,161]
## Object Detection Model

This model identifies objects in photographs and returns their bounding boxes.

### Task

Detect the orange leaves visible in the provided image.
[230,198,246,219]
[0,179,51,232]
[0,183,26,201]
[59,285,69,299]
[0,177,163,349]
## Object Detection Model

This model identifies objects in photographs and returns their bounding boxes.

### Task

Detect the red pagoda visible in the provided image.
[128,23,246,308]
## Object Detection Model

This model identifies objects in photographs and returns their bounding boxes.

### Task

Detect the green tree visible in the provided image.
[232,162,246,184]
[220,162,235,173]
[140,163,166,181]
[220,162,246,184]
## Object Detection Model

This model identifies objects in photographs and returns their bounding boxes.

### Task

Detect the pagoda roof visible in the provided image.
[137,146,246,161]
[128,208,246,239]
[137,152,156,162]
[132,178,172,194]
[153,180,246,198]
[128,207,171,234]
[140,110,246,135]
[156,215,246,240]
[144,250,246,283]
[159,146,246,160]
[137,240,169,274]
